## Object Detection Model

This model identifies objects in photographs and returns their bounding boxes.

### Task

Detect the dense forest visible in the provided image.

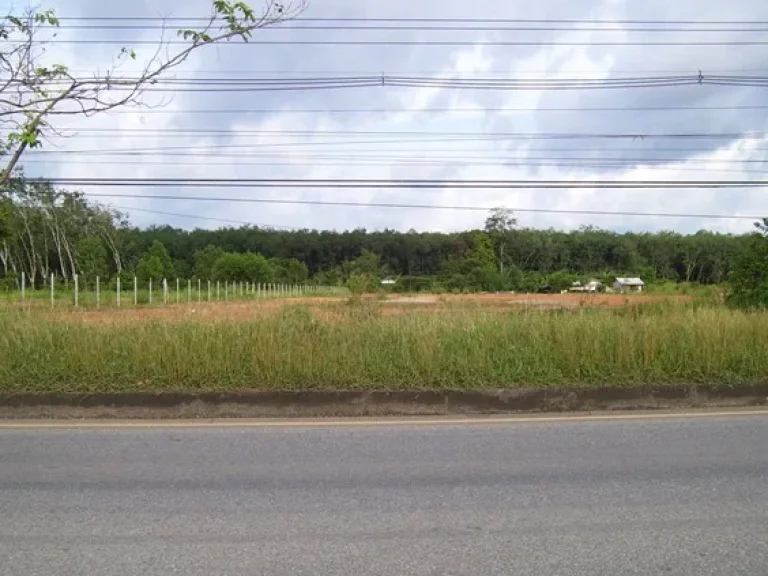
[0,176,757,293]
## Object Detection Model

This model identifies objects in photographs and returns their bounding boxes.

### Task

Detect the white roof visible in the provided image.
[615,277,645,285]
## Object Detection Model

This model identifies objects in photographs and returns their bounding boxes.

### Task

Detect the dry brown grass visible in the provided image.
[24,292,688,327]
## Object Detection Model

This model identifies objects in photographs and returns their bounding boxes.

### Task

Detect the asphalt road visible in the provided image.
[1,413,767,576]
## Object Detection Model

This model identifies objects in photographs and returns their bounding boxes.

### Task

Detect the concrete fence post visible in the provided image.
[188,279,192,303]
[74,274,79,308]
[149,278,152,305]
[96,276,100,309]
[117,277,121,307]
[176,278,180,304]
[133,276,138,306]
[20,271,25,302]
[50,273,55,308]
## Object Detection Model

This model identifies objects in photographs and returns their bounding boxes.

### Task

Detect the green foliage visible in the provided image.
[347,273,380,294]
[211,251,274,282]
[173,258,192,280]
[271,257,309,284]
[346,248,381,277]
[546,270,581,293]
[727,222,768,309]
[76,237,108,283]
[136,240,175,282]
[193,245,225,279]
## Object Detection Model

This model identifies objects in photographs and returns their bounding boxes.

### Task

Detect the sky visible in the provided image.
[6,0,768,234]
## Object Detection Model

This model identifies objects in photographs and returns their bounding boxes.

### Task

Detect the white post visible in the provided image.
[133,276,138,306]
[149,278,152,304]
[176,278,180,304]
[74,274,79,308]
[163,278,168,304]
[117,277,121,307]
[20,271,25,302]
[50,273,55,308]
[188,279,192,303]
[198,279,201,302]
[257,282,261,299]
[217,281,220,300]
[96,276,100,309]
[225,281,228,301]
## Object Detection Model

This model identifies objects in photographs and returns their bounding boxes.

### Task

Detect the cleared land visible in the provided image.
[0,291,765,394]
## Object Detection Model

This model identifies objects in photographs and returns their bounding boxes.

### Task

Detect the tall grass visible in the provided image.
[0,301,766,393]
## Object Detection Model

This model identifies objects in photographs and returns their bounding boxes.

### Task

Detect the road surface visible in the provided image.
[1,413,767,575]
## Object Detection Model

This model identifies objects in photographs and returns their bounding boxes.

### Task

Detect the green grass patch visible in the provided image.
[0,302,766,393]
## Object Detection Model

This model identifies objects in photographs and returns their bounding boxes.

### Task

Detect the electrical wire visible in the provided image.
[48,17,768,25]
[112,205,297,229]
[76,192,766,220]
[18,73,768,92]
[10,39,768,46]
[44,23,768,32]
[44,104,768,115]
[29,177,768,188]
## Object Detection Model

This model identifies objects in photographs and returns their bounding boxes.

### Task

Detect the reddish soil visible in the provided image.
[13,292,689,326]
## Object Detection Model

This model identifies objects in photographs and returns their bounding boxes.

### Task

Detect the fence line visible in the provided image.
[7,277,344,309]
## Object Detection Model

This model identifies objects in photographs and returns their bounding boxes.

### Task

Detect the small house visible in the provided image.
[613,277,645,293]
[569,279,603,293]
[584,279,603,292]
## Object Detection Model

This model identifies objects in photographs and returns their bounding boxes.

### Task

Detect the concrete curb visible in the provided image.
[1,384,767,419]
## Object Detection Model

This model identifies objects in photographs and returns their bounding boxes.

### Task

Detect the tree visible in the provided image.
[484,208,517,274]
[0,1,306,183]
[211,252,273,282]
[441,231,497,291]
[136,240,174,282]
[271,257,309,283]
[76,237,107,283]
[193,245,225,279]
[727,218,768,309]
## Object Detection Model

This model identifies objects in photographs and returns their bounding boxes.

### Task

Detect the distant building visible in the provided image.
[569,279,603,293]
[613,277,645,293]
[584,279,603,292]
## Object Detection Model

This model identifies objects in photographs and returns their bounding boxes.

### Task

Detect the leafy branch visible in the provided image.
[0,0,307,184]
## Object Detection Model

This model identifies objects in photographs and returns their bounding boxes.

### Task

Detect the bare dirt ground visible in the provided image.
[8,292,689,325]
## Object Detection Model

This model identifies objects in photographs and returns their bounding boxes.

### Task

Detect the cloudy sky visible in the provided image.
[7,0,768,233]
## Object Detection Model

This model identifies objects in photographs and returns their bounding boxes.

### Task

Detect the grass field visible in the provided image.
[0,292,766,394]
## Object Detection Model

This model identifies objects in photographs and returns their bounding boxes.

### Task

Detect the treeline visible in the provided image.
[0,177,757,292]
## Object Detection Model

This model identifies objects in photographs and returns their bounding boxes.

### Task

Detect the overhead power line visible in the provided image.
[24,130,768,144]
[45,23,768,32]
[47,16,768,25]
[80,192,765,221]
[31,177,768,188]
[36,128,768,138]
[20,73,768,92]
[61,104,768,116]
[11,39,768,46]
[114,205,297,229]
[23,158,768,176]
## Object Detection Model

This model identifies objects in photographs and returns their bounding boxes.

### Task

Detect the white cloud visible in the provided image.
[12,0,768,234]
